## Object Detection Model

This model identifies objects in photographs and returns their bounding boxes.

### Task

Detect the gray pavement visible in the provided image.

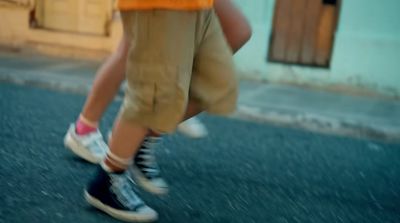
[1,83,400,223]
[0,50,400,142]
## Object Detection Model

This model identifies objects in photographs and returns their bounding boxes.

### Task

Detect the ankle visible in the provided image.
[102,151,133,172]
[76,115,98,135]
[79,114,99,127]
[102,160,125,173]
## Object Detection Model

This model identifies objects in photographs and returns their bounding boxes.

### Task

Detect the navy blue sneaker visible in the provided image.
[85,167,158,222]
[130,136,168,195]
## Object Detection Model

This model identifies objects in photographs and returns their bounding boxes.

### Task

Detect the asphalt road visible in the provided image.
[1,83,399,223]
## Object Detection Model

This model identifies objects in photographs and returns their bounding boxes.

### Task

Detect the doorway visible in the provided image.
[268,0,340,67]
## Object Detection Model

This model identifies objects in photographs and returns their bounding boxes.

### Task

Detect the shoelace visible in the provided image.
[80,131,107,155]
[135,137,161,178]
[111,173,144,210]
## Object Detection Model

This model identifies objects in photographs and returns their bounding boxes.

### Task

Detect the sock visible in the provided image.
[102,151,133,173]
[75,115,97,135]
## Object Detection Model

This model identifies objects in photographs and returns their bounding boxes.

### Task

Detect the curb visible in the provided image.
[1,70,399,143]
[0,69,92,95]
[233,105,400,143]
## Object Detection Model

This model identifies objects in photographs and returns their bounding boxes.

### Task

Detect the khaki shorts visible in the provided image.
[120,9,237,133]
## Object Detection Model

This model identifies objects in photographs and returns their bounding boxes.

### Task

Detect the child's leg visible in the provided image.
[85,118,157,221]
[63,36,130,163]
[64,33,132,154]
[105,117,148,171]
[79,35,130,127]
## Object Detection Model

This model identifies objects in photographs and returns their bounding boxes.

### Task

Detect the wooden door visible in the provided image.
[269,0,339,67]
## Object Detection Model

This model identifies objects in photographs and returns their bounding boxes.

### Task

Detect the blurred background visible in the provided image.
[0,0,399,223]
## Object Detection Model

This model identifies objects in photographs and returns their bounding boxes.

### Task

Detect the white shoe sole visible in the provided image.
[84,191,158,222]
[130,166,169,195]
[64,132,101,164]
[177,126,208,139]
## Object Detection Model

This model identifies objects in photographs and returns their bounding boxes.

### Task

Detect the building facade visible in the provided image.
[1,0,399,97]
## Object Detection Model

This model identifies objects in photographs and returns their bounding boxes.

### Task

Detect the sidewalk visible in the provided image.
[1,50,399,142]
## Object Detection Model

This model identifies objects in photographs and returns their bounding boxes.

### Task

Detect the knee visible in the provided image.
[235,19,252,48]
[225,19,252,52]
[241,21,252,43]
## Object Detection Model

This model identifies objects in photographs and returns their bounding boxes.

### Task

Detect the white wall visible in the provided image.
[232,0,275,79]
[234,0,400,96]
[331,0,400,95]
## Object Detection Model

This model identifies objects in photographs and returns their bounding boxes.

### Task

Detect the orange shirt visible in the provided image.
[118,0,214,11]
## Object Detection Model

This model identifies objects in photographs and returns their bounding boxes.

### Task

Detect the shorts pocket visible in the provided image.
[125,81,156,113]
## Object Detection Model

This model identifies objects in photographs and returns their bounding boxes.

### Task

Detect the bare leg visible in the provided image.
[105,118,148,170]
[80,35,129,125]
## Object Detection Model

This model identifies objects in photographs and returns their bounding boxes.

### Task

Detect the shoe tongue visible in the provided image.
[143,137,162,148]
[146,136,162,142]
